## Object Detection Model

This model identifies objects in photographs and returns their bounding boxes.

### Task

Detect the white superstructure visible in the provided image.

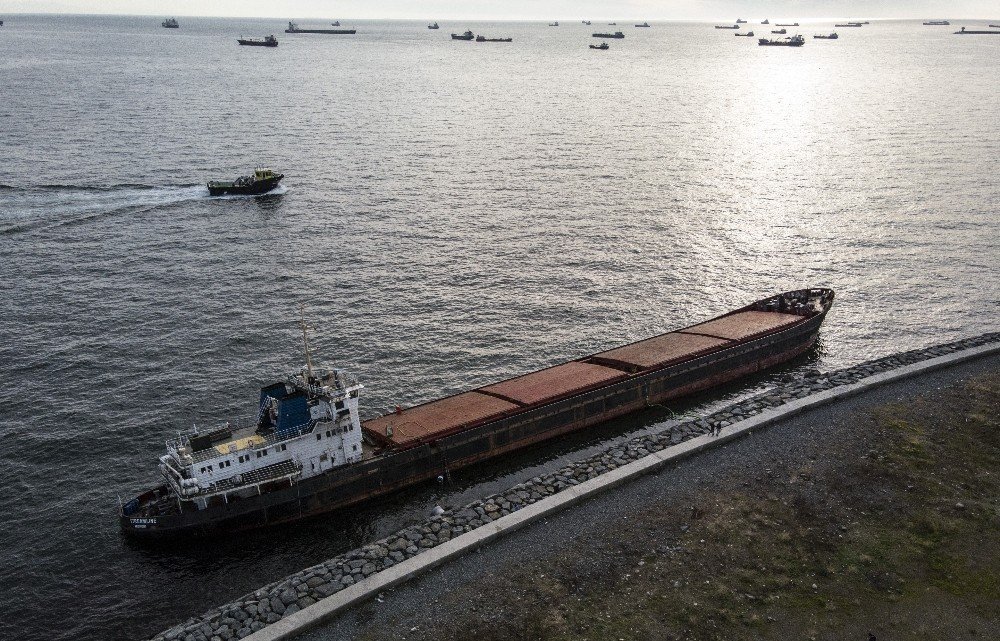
[158,365,363,510]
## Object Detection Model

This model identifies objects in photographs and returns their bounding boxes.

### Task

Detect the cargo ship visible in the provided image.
[120,288,834,538]
[284,21,356,34]
[162,18,178,28]
[238,35,278,47]
[760,34,805,46]
[592,31,625,38]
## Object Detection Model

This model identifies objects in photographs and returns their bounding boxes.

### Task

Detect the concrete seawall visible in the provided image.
[151,332,1000,641]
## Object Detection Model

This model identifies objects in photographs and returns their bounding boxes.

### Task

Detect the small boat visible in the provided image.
[736,18,747,23]
[549,21,559,27]
[592,31,625,38]
[162,18,178,28]
[761,19,770,24]
[451,30,474,40]
[954,26,1000,34]
[771,28,787,34]
[735,31,754,37]
[590,42,609,50]
[476,35,513,42]
[428,22,439,29]
[331,21,340,26]
[608,22,617,25]
[835,23,863,27]
[992,25,1000,28]
[635,22,650,27]
[759,34,805,46]
[238,35,278,47]
[715,25,740,29]
[775,22,799,26]
[285,21,356,34]
[207,167,284,196]
[582,20,591,25]
[922,20,950,25]
[813,33,838,39]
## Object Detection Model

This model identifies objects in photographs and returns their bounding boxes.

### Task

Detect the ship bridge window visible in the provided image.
[316,433,322,441]
[280,444,287,451]
[353,444,358,452]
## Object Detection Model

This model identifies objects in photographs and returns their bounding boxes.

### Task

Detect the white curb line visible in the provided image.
[245,340,1000,641]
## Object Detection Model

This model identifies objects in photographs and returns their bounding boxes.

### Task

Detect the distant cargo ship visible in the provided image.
[592,31,625,38]
[955,26,1000,34]
[162,18,178,28]
[238,35,278,47]
[120,288,834,538]
[451,30,474,40]
[923,20,950,25]
[284,21,355,34]
[760,34,805,46]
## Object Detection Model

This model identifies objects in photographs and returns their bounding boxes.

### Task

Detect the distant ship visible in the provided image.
[954,26,1000,34]
[162,18,179,28]
[331,21,340,26]
[759,34,805,46]
[476,35,512,42]
[771,28,787,34]
[775,22,799,26]
[549,21,559,26]
[590,42,609,50]
[428,22,439,29]
[238,35,278,47]
[922,20,950,25]
[592,31,625,38]
[715,25,740,29]
[635,22,650,27]
[284,21,356,34]
[451,30,474,40]
[813,32,839,39]
[736,18,747,23]
[735,31,755,37]
[761,19,770,24]
[582,20,591,25]
[207,167,283,196]
[835,23,863,27]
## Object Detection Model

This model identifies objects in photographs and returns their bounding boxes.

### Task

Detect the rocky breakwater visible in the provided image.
[151,332,999,641]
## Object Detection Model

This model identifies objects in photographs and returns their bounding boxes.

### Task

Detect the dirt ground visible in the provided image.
[299,359,999,641]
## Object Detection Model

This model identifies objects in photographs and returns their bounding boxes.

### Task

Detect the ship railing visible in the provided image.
[185,421,315,463]
[193,459,303,499]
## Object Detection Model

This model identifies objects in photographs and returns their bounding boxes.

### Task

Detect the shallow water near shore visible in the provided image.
[1,15,998,641]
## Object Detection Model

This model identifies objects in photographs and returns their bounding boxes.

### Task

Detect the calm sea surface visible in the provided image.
[1,14,998,641]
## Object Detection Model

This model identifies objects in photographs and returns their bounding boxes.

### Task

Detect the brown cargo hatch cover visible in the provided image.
[480,361,627,406]
[680,310,802,341]
[591,331,730,371]
[363,391,518,448]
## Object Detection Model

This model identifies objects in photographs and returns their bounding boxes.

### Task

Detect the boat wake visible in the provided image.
[0,182,286,236]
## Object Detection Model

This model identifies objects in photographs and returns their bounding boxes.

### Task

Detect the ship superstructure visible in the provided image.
[130,365,362,520]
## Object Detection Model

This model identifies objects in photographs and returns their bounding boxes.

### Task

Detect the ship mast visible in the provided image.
[300,304,314,383]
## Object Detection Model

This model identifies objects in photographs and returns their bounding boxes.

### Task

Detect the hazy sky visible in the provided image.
[3,1,995,20]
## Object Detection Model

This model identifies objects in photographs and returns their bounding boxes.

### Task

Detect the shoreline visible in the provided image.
[150,331,999,641]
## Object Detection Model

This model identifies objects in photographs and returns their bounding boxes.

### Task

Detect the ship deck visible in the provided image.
[363,292,827,450]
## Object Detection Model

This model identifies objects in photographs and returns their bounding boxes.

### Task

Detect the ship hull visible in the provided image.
[121,291,832,539]
[207,175,282,196]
